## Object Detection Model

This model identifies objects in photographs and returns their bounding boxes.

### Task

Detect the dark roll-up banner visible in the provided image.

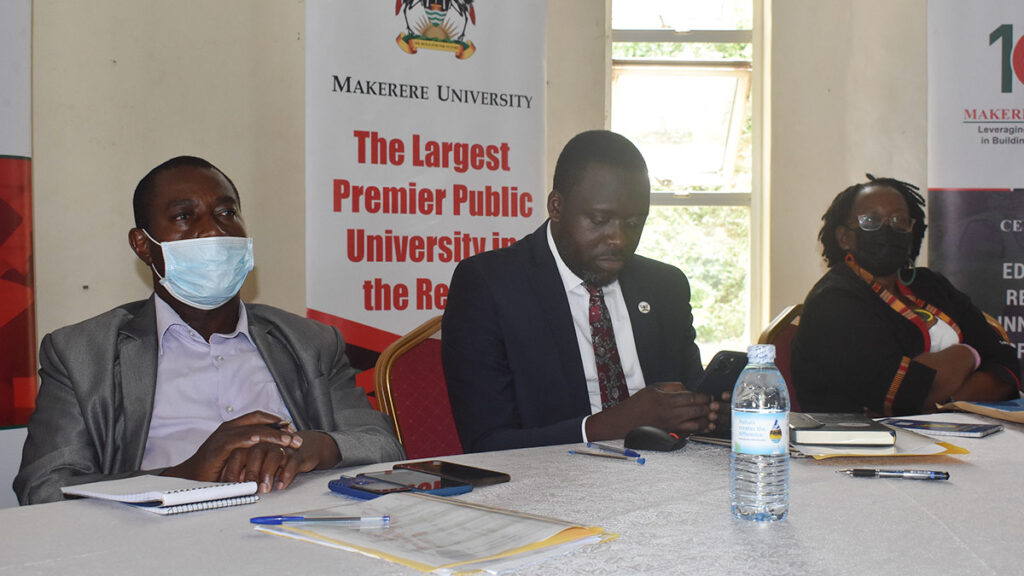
[929,0,1024,377]
[0,0,35,426]
[305,1,545,386]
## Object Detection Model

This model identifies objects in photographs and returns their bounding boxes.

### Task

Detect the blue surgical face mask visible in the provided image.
[143,230,254,310]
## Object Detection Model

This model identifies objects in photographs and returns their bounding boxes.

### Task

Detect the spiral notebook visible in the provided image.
[61,475,259,515]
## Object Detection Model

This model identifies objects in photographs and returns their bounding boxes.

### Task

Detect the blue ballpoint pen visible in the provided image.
[587,442,643,459]
[250,514,391,526]
[569,449,646,465]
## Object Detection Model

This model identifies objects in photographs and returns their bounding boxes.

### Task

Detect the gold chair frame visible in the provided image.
[373,315,443,446]
[758,304,803,345]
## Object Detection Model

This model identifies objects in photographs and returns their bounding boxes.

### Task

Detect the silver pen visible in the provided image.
[587,442,643,459]
[839,468,950,480]
[569,449,646,465]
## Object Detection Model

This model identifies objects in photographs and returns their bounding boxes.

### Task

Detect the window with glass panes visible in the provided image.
[611,0,754,360]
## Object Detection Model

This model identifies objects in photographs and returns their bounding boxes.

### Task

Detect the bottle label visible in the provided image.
[732,411,789,455]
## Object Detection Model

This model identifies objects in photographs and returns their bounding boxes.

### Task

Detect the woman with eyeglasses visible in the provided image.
[791,175,1020,416]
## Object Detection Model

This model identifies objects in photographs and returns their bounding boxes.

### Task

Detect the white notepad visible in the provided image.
[62,475,259,514]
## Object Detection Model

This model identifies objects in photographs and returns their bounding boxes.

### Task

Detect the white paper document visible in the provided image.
[254,492,613,574]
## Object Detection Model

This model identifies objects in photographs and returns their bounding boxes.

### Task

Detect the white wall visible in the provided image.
[768,0,928,317]
[33,1,306,336]
[31,0,931,339]
[31,0,604,342]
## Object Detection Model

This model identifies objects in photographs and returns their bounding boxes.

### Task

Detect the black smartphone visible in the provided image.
[393,460,511,487]
[357,469,473,497]
[691,350,747,398]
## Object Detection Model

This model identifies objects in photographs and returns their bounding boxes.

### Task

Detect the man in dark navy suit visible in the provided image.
[442,130,721,452]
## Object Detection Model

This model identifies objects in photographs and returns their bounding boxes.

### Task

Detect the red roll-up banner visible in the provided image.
[0,0,35,426]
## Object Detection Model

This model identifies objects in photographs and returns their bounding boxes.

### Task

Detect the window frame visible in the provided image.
[607,3,766,347]
[610,59,752,200]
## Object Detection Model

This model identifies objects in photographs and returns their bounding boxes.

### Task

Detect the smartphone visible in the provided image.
[691,350,747,398]
[328,475,412,499]
[357,469,473,497]
[393,460,511,487]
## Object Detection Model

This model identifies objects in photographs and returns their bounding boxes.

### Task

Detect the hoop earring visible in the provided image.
[845,252,856,266]
[898,259,917,285]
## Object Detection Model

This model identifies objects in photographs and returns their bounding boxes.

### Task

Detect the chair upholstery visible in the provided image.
[374,315,463,459]
[757,304,803,412]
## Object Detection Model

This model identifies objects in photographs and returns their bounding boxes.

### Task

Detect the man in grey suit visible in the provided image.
[15,156,403,505]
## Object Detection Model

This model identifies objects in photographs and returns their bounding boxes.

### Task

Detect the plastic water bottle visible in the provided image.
[730,344,790,522]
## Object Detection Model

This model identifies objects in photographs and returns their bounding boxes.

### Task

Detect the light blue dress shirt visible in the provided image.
[141,295,292,469]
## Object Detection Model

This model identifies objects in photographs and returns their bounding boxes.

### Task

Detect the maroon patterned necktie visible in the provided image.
[586,285,630,409]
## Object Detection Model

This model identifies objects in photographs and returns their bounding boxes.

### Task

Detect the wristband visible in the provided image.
[961,344,981,371]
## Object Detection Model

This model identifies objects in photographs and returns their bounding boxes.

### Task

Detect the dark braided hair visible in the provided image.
[818,174,927,267]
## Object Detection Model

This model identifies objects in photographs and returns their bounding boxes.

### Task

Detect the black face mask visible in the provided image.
[852,226,912,277]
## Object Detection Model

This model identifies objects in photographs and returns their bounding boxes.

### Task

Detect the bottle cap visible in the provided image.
[747,344,776,364]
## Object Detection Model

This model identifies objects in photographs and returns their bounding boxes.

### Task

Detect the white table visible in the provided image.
[2,412,1020,575]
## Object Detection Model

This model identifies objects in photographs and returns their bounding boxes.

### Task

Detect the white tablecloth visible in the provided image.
[1,412,1020,575]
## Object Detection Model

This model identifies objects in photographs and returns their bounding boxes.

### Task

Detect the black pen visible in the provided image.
[838,468,950,480]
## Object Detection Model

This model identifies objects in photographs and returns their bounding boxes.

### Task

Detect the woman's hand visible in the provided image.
[914,345,978,412]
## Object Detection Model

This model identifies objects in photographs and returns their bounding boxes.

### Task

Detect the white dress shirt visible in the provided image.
[546,225,645,441]
[141,295,292,469]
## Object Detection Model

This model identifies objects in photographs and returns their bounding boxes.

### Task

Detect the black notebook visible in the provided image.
[789,412,897,446]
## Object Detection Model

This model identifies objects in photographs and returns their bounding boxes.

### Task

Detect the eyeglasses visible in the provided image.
[852,213,916,233]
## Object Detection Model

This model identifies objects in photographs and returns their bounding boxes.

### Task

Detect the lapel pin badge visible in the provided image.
[638,301,651,314]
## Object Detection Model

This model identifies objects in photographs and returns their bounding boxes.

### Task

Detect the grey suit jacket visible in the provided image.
[15,297,404,505]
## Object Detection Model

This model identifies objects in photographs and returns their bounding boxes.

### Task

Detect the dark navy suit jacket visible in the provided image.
[442,223,703,452]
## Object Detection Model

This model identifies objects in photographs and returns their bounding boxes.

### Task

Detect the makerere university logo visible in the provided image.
[396,0,476,60]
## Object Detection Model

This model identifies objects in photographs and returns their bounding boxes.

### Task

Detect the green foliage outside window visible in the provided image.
[637,205,750,355]
[613,42,751,61]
